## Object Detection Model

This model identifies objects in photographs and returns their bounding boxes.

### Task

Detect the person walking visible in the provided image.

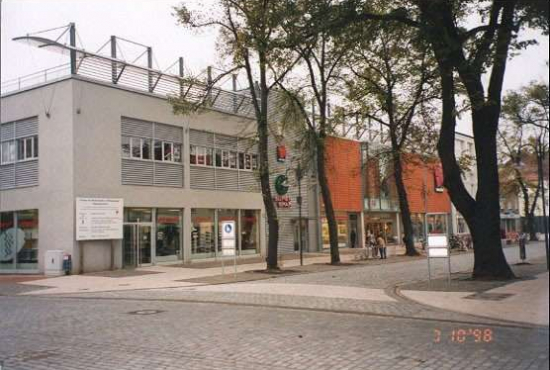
[377,234,387,259]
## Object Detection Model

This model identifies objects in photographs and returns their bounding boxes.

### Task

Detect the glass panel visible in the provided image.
[0,212,15,270]
[34,136,38,158]
[123,225,136,268]
[139,225,152,264]
[245,154,251,170]
[205,148,213,166]
[174,143,182,163]
[337,220,348,247]
[156,209,182,261]
[121,136,130,158]
[17,138,25,160]
[16,210,39,270]
[229,151,237,169]
[241,210,259,254]
[222,151,229,168]
[252,154,258,170]
[164,142,173,162]
[25,138,33,159]
[197,146,205,165]
[131,138,142,159]
[190,145,197,164]
[411,213,425,242]
[238,152,245,169]
[142,139,151,160]
[124,208,153,223]
[154,140,163,161]
[191,209,215,258]
[218,209,238,255]
[215,149,222,167]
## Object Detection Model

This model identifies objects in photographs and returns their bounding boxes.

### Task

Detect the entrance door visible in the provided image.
[123,224,153,268]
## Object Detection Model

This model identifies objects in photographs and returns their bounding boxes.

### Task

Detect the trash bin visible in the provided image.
[45,250,65,276]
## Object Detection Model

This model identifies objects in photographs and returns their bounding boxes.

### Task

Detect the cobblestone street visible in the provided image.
[1,243,548,370]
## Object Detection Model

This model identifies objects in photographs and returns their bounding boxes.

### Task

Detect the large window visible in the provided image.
[190,144,257,171]
[156,209,182,261]
[123,136,181,163]
[0,210,38,271]
[1,136,38,165]
[240,210,259,254]
[191,209,216,257]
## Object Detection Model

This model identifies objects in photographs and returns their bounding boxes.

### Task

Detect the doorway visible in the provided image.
[123,223,153,268]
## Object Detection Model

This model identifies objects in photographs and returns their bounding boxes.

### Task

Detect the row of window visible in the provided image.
[0,136,38,165]
[190,145,258,171]
[122,136,182,163]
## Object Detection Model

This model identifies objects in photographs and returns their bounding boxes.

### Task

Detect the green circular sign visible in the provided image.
[274,175,289,195]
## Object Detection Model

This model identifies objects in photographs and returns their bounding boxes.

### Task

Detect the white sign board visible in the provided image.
[428,248,449,258]
[428,235,448,248]
[76,198,123,241]
[221,221,236,256]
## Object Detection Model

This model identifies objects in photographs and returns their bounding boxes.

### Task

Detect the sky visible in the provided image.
[1,0,549,135]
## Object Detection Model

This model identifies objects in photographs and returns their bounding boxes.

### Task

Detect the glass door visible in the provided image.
[123,224,152,268]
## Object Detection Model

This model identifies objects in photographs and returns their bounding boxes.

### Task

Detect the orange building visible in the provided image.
[322,136,452,249]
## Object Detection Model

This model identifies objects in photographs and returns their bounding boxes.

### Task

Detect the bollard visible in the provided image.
[519,233,527,262]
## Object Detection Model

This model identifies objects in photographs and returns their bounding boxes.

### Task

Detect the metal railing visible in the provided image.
[1,63,71,95]
[1,54,257,119]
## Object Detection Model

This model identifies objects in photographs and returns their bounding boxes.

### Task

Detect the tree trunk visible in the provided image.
[527,212,537,241]
[469,108,515,279]
[316,135,340,264]
[258,115,279,270]
[391,150,418,256]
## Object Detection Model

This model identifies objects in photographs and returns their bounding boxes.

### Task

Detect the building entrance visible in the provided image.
[123,223,153,268]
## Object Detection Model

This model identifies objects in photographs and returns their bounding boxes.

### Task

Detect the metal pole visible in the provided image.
[297,164,303,266]
[111,36,117,84]
[147,46,153,92]
[178,57,184,97]
[537,137,549,270]
[69,23,76,74]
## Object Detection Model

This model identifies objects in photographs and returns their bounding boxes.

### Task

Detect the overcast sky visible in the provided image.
[1,0,549,134]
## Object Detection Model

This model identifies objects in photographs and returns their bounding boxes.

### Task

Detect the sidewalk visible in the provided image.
[399,260,549,326]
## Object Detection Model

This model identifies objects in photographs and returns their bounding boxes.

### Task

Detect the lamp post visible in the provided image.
[296,163,304,266]
[536,136,549,270]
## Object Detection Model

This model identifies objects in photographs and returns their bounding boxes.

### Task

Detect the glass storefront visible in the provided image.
[0,210,38,272]
[191,208,216,258]
[240,210,259,254]
[322,217,349,248]
[156,209,182,262]
[191,208,260,259]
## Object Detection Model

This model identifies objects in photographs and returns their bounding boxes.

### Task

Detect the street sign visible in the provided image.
[426,234,451,283]
[76,198,123,241]
[221,220,236,256]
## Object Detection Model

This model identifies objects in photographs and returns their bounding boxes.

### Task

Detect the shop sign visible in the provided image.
[276,145,287,162]
[76,198,123,241]
[0,228,25,262]
[274,195,292,208]
[221,221,236,256]
[274,174,289,195]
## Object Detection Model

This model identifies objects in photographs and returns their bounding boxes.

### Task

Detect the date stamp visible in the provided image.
[434,328,494,343]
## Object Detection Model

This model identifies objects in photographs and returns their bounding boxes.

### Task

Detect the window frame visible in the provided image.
[1,135,38,165]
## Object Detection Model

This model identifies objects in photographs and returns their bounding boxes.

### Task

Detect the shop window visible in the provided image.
[215,149,222,167]
[229,151,237,169]
[222,150,229,168]
[205,148,213,166]
[197,146,205,165]
[241,210,259,254]
[0,210,38,271]
[191,209,216,257]
[156,209,182,261]
[163,142,173,162]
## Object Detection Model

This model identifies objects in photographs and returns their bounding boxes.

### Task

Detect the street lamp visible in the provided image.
[295,163,304,266]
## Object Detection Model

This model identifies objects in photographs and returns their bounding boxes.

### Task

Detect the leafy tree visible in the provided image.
[173,0,297,270]
[330,0,548,279]
[499,80,550,240]
[343,21,439,256]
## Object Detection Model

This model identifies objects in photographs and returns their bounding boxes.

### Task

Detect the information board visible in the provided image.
[76,198,123,241]
[221,220,236,256]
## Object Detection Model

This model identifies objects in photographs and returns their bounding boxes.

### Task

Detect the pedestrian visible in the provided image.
[350,229,357,249]
[369,231,378,258]
[377,234,387,259]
